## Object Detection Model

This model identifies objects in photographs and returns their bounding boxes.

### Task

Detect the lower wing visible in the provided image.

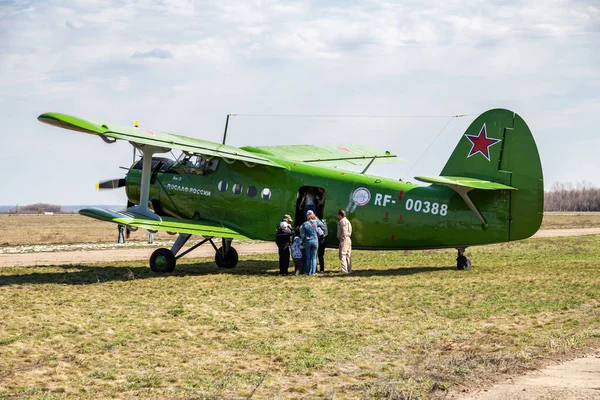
[80,207,250,240]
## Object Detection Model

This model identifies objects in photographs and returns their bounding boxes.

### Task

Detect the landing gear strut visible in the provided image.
[149,235,239,273]
[456,247,472,271]
[214,238,239,269]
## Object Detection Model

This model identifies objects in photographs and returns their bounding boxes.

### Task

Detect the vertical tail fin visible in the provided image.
[441,109,544,240]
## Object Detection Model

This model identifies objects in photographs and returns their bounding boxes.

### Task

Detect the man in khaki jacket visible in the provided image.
[336,209,352,273]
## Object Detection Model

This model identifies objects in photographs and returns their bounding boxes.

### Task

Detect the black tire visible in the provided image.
[215,246,239,269]
[150,248,176,273]
[456,255,472,271]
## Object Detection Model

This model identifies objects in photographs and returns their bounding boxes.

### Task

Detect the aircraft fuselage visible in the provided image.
[125,158,522,250]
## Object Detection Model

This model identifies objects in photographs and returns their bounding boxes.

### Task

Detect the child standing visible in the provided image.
[291,236,303,276]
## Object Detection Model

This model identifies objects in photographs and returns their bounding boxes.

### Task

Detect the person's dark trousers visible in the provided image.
[278,246,290,275]
[318,240,325,272]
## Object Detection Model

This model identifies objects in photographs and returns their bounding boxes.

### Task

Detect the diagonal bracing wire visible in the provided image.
[231,112,475,181]
[231,113,475,118]
[402,115,467,180]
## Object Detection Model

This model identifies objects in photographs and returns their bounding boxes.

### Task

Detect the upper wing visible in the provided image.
[38,112,284,169]
[415,176,517,190]
[80,207,250,239]
[241,144,401,167]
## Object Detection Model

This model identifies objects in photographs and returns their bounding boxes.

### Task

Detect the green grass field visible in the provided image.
[1,235,600,399]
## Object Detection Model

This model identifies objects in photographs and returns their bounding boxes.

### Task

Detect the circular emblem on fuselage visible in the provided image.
[352,187,371,206]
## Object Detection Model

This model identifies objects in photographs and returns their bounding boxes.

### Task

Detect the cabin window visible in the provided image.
[232,183,243,195]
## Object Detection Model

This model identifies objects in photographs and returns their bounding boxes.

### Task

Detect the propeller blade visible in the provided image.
[96,178,126,190]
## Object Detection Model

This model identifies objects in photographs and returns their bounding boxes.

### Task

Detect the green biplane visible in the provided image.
[38,108,543,272]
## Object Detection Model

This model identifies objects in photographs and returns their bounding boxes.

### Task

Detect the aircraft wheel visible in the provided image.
[456,255,472,271]
[215,246,239,269]
[150,248,176,273]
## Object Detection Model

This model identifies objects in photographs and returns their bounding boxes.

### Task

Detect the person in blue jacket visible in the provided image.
[300,210,324,275]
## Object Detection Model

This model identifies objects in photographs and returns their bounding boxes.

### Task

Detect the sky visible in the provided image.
[1,0,599,206]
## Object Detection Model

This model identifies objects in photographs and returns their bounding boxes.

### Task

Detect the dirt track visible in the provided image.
[0,242,277,267]
[532,228,600,238]
[1,228,600,268]
[461,351,600,400]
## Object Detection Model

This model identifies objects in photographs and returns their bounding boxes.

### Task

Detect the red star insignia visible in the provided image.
[337,146,351,153]
[465,124,501,161]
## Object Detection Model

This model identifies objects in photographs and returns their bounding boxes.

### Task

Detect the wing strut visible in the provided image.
[127,145,165,221]
[360,157,376,174]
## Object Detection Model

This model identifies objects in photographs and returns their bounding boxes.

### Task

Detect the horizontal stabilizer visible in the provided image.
[416,175,516,228]
[79,207,250,240]
[415,176,517,190]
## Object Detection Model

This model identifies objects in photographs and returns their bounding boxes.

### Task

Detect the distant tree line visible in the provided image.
[17,203,62,214]
[545,182,600,212]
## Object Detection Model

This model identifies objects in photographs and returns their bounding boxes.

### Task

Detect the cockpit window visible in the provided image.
[132,154,219,175]
[132,157,176,171]
[171,154,219,175]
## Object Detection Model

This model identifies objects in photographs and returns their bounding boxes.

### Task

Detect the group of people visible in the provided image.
[275,209,353,276]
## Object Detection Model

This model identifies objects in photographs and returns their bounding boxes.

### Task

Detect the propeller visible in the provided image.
[96,178,126,190]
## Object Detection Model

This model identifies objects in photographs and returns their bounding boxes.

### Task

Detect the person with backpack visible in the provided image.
[317,218,328,273]
[275,214,294,275]
[300,210,325,275]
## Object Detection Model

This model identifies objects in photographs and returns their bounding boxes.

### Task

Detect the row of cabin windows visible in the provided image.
[218,181,271,200]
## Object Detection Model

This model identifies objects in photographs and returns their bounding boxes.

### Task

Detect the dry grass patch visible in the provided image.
[0,214,175,247]
[541,212,600,229]
[1,236,600,399]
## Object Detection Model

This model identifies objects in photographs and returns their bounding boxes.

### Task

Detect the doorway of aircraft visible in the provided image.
[295,186,326,225]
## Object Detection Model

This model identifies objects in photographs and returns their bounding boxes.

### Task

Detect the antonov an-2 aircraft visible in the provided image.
[38,108,543,273]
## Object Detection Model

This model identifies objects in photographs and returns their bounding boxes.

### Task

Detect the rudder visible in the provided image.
[441,109,543,240]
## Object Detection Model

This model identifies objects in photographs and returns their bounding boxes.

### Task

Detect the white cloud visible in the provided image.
[0,0,599,204]
[131,48,173,59]
[113,76,129,92]
[65,19,83,29]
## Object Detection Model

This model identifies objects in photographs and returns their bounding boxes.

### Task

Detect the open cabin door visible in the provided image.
[294,186,326,227]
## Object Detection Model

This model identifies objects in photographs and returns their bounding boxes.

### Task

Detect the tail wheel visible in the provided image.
[457,255,472,271]
[215,247,238,269]
[150,248,176,273]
